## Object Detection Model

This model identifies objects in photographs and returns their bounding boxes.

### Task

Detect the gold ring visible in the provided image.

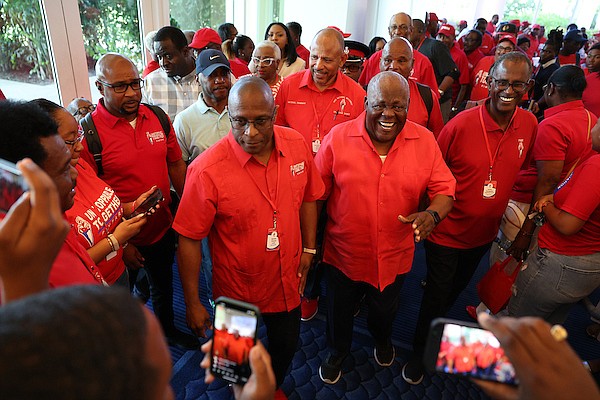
[550,324,568,342]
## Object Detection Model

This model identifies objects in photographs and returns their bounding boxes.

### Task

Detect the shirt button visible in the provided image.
[381,173,385,178]
[379,202,384,206]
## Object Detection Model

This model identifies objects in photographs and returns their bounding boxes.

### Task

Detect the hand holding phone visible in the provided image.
[130,187,163,218]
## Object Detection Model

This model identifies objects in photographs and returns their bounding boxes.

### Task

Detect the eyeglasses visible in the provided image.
[73,104,96,117]
[490,78,529,93]
[229,115,274,130]
[65,127,85,147]
[342,63,362,73]
[97,79,144,93]
[251,57,277,66]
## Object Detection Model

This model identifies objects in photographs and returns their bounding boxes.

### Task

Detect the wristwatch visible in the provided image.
[425,210,441,225]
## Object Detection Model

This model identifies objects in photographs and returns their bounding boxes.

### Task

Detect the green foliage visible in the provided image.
[169,0,226,31]
[504,0,570,31]
[0,0,53,80]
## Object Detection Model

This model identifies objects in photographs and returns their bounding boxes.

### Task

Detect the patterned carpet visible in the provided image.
[164,242,600,399]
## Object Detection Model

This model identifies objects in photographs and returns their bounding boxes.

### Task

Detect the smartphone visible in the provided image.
[0,159,28,215]
[211,297,260,385]
[424,318,518,385]
[130,188,163,217]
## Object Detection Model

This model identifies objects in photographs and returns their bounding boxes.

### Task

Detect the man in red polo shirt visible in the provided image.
[315,71,455,384]
[80,53,194,349]
[175,77,324,392]
[402,52,537,385]
[462,30,485,76]
[358,12,439,93]
[380,37,444,137]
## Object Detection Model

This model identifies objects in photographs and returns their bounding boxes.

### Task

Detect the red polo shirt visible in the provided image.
[583,72,600,118]
[230,57,251,78]
[470,56,495,101]
[407,79,444,137]
[511,100,597,204]
[358,50,440,94]
[429,102,537,249]
[450,44,470,104]
[81,100,182,245]
[296,44,310,67]
[173,127,325,313]
[314,113,455,289]
[539,155,600,255]
[466,49,485,76]
[49,226,105,287]
[275,70,365,151]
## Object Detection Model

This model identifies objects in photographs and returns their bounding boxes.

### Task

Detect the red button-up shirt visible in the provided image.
[315,113,455,290]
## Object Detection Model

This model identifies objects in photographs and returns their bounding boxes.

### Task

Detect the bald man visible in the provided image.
[175,77,324,390]
[80,53,194,349]
[315,72,454,384]
[358,12,439,93]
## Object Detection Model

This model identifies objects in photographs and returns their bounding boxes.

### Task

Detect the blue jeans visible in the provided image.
[508,247,600,324]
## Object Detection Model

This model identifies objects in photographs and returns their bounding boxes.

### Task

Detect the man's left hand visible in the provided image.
[398,211,436,242]
[297,253,313,294]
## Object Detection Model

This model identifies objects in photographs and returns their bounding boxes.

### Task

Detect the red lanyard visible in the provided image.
[310,89,341,138]
[478,106,512,181]
[245,151,281,228]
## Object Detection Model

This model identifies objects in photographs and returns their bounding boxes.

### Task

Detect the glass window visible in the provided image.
[0,0,59,102]
[169,0,226,31]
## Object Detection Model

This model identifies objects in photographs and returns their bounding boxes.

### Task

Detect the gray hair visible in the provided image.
[253,40,281,60]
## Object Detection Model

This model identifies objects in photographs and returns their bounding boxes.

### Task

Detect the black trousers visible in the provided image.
[412,240,492,353]
[136,228,177,335]
[325,263,406,358]
[262,306,301,388]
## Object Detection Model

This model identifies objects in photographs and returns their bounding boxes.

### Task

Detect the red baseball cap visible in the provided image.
[327,26,351,38]
[532,24,541,29]
[437,24,456,37]
[428,12,439,22]
[498,34,517,47]
[189,28,222,50]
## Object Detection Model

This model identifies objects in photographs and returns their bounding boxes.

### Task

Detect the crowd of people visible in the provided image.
[1,9,600,400]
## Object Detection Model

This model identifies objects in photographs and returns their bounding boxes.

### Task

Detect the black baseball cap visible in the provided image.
[195,49,231,76]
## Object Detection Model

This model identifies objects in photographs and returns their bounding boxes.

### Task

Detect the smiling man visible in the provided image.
[175,77,324,395]
[402,52,537,385]
[314,71,455,384]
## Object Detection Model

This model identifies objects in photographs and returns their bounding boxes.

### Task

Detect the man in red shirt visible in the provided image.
[358,12,439,93]
[315,71,454,384]
[402,52,537,385]
[174,77,325,391]
[380,37,444,137]
[437,24,470,119]
[80,53,193,349]
[287,22,310,67]
[462,30,485,76]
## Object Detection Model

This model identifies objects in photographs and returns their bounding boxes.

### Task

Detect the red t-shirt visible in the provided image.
[558,53,578,66]
[275,70,365,153]
[229,57,251,78]
[296,44,310,67]
[65,159,126,284]
[466,49,485,76]
[429,103,537,249]
[81,101,182,245]
[407,78,444,138]
[173,127,325,313]
[583,72,600,118]
[470,56,495,101]
[539,155,600,255]
[450,44,471,104]
[49,225,105,287]
[358,50,440,95]
[511,101,597,203]
[315,113,455,289]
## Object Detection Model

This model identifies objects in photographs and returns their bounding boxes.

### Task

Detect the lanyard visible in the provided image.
[478,106,512,181]
[310,89,341,138]
[245,151,281,228]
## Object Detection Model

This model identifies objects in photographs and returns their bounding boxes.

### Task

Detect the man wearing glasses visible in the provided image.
[80,53,194,349]
[66,98,95,123]
[402,51,538,385]
[174,77,324,395]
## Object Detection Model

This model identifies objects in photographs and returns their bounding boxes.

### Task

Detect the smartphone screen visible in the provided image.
[425,318,518,385]
[0,159,28,215]
[211,297,259,385]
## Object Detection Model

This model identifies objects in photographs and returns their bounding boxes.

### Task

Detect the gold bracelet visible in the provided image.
[106,236,116,252]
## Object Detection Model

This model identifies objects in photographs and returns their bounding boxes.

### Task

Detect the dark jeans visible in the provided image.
[326,263,406,358]
[262,306,301,388]
[303,207,328,299]
[136,228,177,335]
[413,240,492,354]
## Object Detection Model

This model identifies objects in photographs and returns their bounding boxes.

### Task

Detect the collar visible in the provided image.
[541,58,558,69]
[544,99,585,119]
[298,69,346,93]
[481,99,521,132]
[94,99,150,129]
[226,128,287,167]
[197,93,228,115]
[161,67,196,84]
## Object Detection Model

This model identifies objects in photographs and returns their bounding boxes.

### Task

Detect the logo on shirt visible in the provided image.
[517,139,524,158]
[75,216,94,247]
[333,96,354,117]
[146,130,165,144]
[290,161,305,176]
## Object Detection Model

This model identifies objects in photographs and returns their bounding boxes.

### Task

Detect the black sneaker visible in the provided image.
[166,329,200,350]
[374,342,395,367]
[402,358,424,385]
[319,353,344,384]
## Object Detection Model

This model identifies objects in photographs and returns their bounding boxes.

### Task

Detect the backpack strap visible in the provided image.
[416,82,433,123]
[80,112,104,176]
[143,103,171,137]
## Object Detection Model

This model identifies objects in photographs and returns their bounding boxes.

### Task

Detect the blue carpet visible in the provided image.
[163,242,600,399]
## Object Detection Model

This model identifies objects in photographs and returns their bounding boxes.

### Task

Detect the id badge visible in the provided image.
[312,139,321,154]
[482,180,497,199]
[266,228,280,251]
